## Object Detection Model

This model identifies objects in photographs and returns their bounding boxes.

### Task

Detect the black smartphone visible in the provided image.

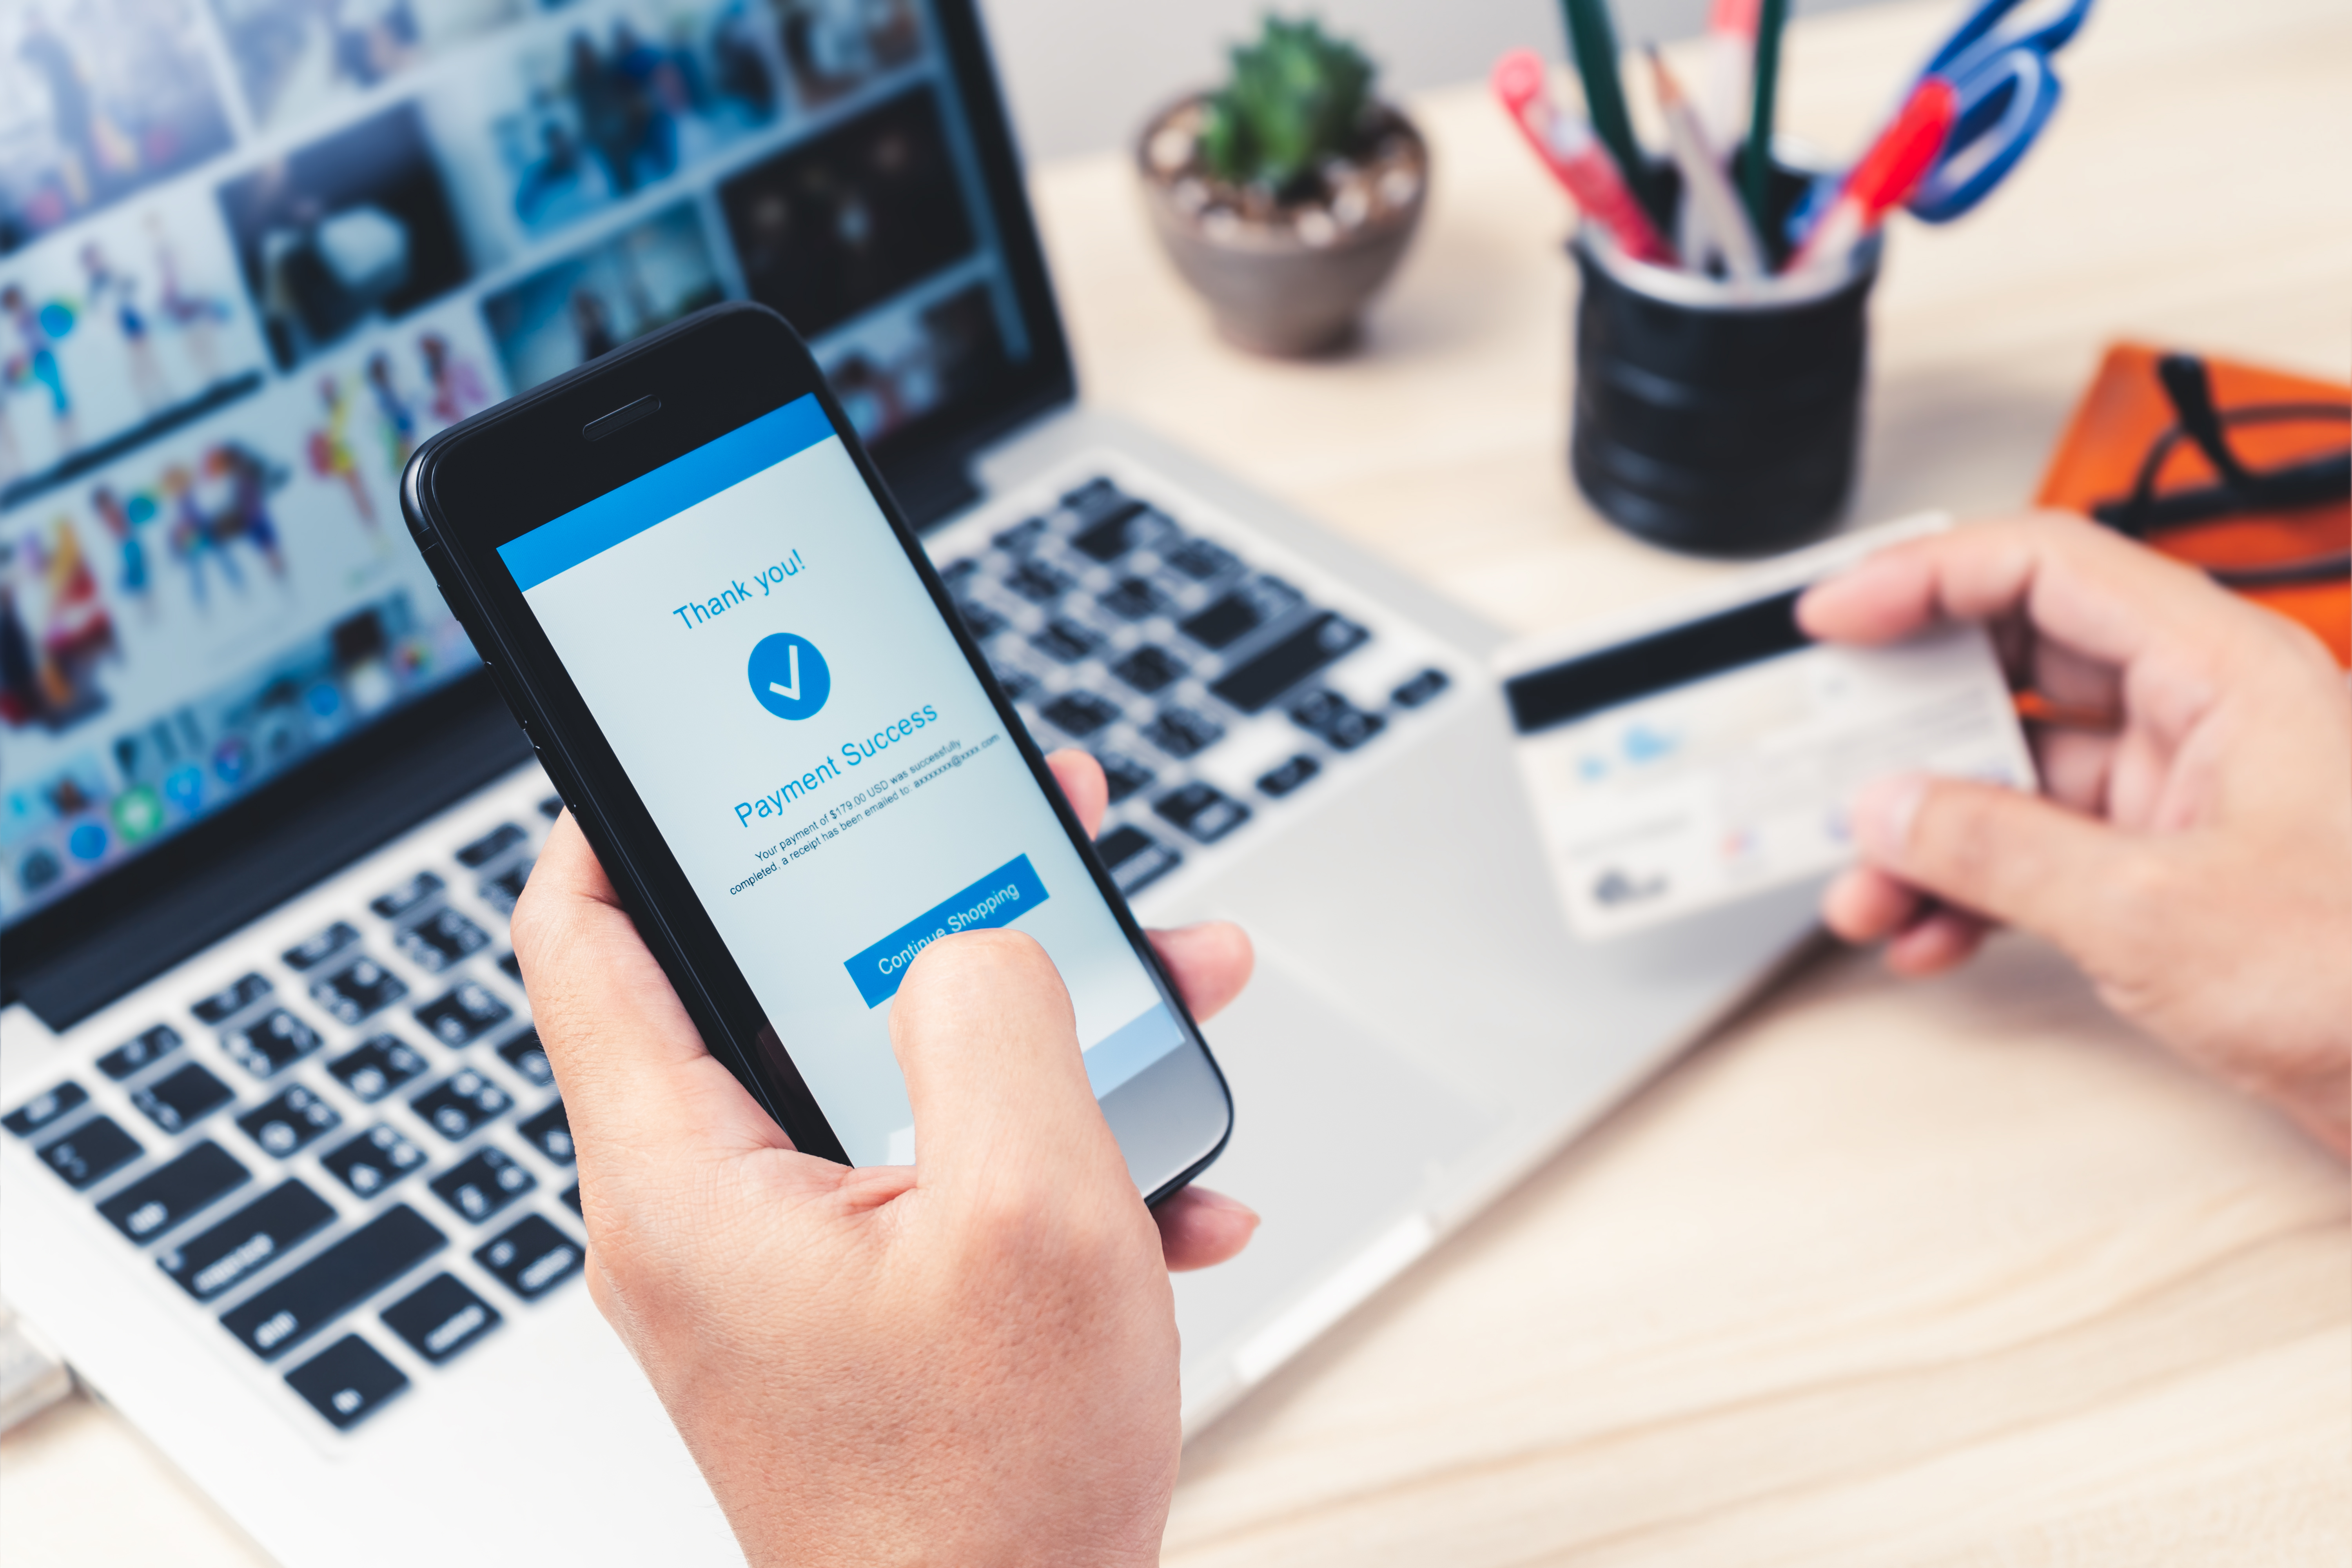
[399,303,1231,1198]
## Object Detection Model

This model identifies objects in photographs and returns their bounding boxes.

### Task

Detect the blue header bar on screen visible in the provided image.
[499,394,835,592]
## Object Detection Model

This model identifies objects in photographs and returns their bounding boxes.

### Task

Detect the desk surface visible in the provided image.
[6,0,2347,1561]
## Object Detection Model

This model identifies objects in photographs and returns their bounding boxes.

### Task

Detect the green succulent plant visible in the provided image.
[1199,16,1376,198]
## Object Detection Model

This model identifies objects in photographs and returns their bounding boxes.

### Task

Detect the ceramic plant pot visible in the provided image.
[1136,95,1428,357]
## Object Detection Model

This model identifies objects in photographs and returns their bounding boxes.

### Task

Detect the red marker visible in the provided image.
[1492,49,1678,267]
[1787,76,1958,274]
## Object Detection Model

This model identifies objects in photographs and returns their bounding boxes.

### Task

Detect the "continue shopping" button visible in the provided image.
[844,854,1050,1007]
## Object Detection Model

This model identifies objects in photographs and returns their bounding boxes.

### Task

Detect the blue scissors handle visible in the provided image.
[1908,52,2062,221]
[1907,0,2095,223]
[1923,0,2093,83]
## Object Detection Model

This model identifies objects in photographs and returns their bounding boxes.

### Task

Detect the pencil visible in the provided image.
[1646,45,1766,282]
[1740,0,1789,238]
[1560,0,1662,227]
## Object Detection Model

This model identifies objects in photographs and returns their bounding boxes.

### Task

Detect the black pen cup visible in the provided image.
[1569,165,1881,555]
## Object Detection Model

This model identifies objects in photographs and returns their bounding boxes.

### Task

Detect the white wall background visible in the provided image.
[974,0,1891,163]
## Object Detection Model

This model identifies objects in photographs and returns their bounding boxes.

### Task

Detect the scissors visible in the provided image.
[1905,0,2097,221]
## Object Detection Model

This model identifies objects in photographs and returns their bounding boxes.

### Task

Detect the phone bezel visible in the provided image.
[400,303,1231,1196]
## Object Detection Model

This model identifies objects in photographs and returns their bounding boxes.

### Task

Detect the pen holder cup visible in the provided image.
[1570,166,1881,555]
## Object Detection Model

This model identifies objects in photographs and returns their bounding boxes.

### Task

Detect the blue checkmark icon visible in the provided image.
[748,633,831,720]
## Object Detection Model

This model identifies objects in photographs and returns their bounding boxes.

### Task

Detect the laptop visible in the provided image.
[0,0,1819,1560]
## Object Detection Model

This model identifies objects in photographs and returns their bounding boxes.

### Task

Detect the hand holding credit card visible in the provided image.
[1499,517,2037,940]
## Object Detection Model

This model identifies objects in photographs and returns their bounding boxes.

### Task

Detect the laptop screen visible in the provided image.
[1,0,1063,929]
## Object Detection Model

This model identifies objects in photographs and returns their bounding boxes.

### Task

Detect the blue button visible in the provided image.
[748,633,830,720]
[845,855,1049,1008]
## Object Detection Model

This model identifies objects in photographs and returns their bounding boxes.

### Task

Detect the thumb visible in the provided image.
[887,930,1126,1197]
[1851,773,2141,959]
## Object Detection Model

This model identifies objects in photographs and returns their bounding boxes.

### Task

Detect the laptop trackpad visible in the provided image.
[1171,953,1493,1368]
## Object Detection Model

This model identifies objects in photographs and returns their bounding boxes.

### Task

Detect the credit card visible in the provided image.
[1497,517,2038,940]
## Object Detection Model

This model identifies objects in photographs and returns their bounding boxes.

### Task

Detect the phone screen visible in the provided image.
[496,394,1183,1165]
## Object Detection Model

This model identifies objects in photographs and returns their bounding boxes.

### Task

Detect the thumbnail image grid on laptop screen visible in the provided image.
[1,0,1034,926]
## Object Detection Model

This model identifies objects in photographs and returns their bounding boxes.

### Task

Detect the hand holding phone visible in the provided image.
[401,304,1234,1193]
[510,749,1258,1561]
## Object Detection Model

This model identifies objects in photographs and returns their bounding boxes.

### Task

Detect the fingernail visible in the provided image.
[1189,1188,1259,1223]
[1852,773,1927,862]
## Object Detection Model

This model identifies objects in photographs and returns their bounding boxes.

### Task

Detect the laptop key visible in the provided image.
[939,556,981,590]
[1041,691,1120,739]
[131,1062,236,1134]
[479,860,532,913]
[5,1081,88,1137]
[1392,667,1451,708]
[414,982,512,1046]
[382,1272,502,1365]
[328,1035,429,1103]
[370,871,445,922]
[1258,754,1322,798]
[98,1025,183,1081]
[497,1030,555,1089]
[98,1142,249,1242]
[160,1180,338,1301]
[992,515,1048,554]
[1094,751,1156,804]
[221,1009,325,1078]
[191,973,272,1025]
[456,822,526,869]
[397,907,490,973]
[1181,575,1305,650]
[1095,825,1181,897]
[560,1183,583,1215]
[1111,644,1187,694]
[281,922,360,973]
[1143,706,1224,760]
[1211,612,1372,714]
[430,1146,537,1223]
[1164,535,1239,582]
[498,951,524,983]
[1061,475,1129,516]
[413,1071,511,1141]
[286,1334,409,1430]
[1154,783,1253,845]
[1031,618,1101,664]
[1098,576,1169,621]
[1289,688,1387,751]
[238,1086,342,1158]
[222,1205,446,1361]
[38,1116,143,1189]
[322,1125,428,1197]
[1005,559,1071,603]
[517,1102,574,1164]
[475,1213,584,1302]
[310,957,407,1025]
[1072,500,1166,562]
[955,598,1007,640]
[539,795,563,820]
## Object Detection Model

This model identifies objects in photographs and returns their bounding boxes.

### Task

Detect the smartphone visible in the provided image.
[399,303,1231,1198]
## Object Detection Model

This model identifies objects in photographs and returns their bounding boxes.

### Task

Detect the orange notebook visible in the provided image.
[2036,343,2350,666]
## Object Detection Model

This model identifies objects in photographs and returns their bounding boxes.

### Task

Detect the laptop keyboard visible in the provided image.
[3,453,1471,1440]
[926,465,1466,903]
[5,782,580,1436]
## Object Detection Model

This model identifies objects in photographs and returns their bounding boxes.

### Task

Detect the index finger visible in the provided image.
[1795,510,2236,669]
[511,814,786,1157]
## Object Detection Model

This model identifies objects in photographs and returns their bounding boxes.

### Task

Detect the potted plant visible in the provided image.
[1138,16,1428,357]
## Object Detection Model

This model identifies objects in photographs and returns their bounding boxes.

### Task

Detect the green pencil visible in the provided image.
[1741,0,1790,235]
[1559,0,1663,228]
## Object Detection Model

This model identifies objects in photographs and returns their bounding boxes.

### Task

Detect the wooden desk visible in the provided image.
[5,0,2346,1560]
